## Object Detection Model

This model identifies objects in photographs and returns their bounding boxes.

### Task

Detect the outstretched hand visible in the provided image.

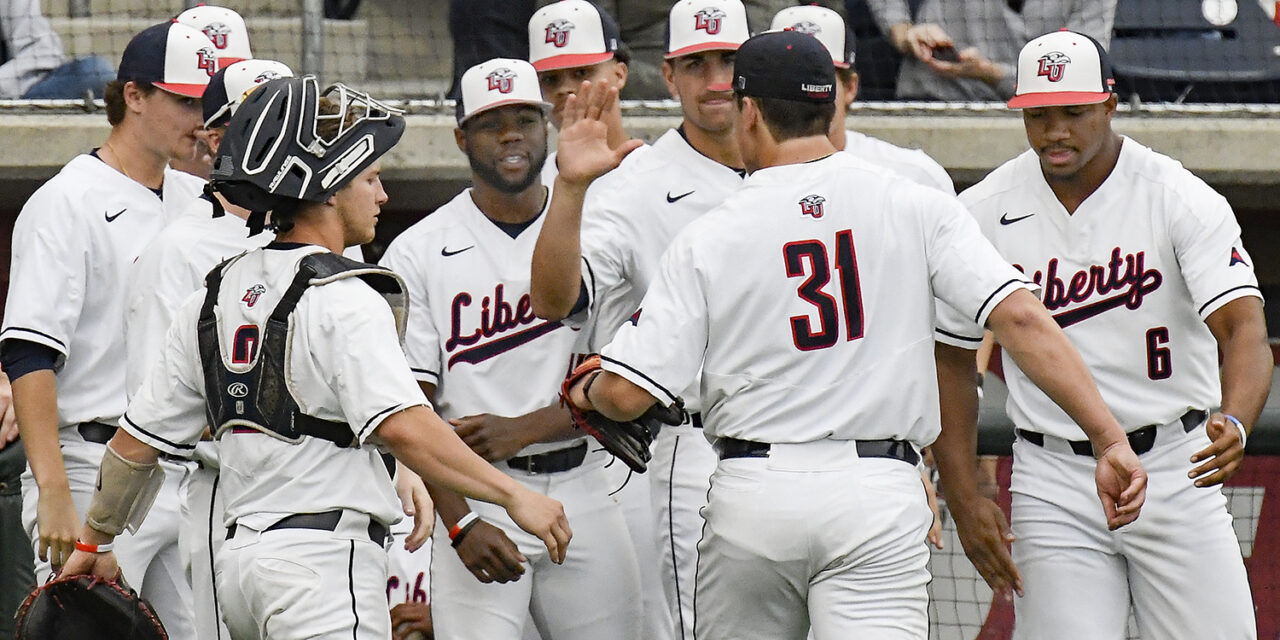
[1094,441,1147,530]
[555,80,643,188]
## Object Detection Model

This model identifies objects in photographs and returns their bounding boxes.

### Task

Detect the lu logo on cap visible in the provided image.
[1008,29,1115,109]
[528,1,622,72]
[457,58,551,124]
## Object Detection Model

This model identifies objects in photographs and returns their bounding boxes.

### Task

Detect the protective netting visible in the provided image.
[19,1,1280,103]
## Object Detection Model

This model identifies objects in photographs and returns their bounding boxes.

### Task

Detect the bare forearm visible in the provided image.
[11,370,68,489]
[932,343,983,504]
[379,406,522,508]
[1213,303,1272,429]
[988,292,1125,451]
[516,404,578,445]
[574,371,657,421]
[530,177,590,320]
[424,482,471,528]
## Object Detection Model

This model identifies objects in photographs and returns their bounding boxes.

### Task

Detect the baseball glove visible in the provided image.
[14,574,168,640]
[561,355,686,473]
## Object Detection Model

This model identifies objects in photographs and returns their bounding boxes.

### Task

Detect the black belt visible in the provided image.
[77,422,116,444]
[691,413,703,429]
[506,442,588,474]
[1017,409,1207,457]
[715,437,920,467]
[226,509,388,543]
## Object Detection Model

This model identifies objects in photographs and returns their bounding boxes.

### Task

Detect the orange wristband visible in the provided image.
[75,539,115,553]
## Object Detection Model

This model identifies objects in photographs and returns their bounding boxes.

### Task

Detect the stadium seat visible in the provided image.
[1110,0,1280,103]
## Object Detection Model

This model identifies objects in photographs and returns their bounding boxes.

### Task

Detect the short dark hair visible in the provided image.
[735,94,834,142]
[104,80,157,126]
[614,44,632,66]
[835,67,856,86]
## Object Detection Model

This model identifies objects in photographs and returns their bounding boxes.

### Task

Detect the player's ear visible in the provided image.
[122,81,147,114]
[1103,93,1119,117]
[612,60,629,90]
[661,61,678,100]
[454,127,467,153]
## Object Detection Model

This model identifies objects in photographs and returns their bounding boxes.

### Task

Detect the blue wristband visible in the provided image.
[1223,414,1247,448]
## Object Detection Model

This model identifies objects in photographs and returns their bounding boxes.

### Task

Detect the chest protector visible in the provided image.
[197,251,408,446]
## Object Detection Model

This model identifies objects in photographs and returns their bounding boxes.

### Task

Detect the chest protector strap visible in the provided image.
[197,251,408,447]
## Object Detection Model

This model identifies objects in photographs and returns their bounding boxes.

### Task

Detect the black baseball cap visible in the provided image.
[733,30,836,103]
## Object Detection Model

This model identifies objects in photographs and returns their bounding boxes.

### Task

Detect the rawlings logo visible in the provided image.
[694,7,726,34]
[799,194,826,219]
[242,284,266,307]
[1016,248,1163,328]
[486,68,517,94]
[544,19,574,48]
[1036,51,1070,83]
[227,382,249,398]
[202,22,231,49]
[446,284,564,368]
[788,20,821,35]
[196,48,218,76]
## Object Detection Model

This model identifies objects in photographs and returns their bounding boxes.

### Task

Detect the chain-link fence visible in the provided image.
[21,1,1280,104]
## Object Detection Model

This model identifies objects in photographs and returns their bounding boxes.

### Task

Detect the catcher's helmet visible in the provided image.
[209,75,404,221]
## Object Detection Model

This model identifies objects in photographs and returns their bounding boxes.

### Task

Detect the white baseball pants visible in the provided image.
[1011,417,1255,640]
[649,424,718,640]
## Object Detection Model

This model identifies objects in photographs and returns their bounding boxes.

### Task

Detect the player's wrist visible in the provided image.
[1222,413,1248,448]
[552,174,593,196]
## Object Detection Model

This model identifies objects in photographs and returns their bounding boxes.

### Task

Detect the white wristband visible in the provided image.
[1224,414,1247,448]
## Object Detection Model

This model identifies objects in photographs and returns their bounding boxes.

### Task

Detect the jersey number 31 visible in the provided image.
[783,229,864,351]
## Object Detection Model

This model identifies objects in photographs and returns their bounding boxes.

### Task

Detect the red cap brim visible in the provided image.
[1007,91,1110,109]
[155,81,208,98]
[532,52,615,72]
[665,41,742,59]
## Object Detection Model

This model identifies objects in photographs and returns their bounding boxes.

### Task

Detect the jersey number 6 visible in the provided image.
[783,229,864,351]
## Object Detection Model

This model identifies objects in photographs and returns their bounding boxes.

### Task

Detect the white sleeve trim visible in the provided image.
[599,355,682,407]
[976,280,1038,328]
[1198,285,1264,320]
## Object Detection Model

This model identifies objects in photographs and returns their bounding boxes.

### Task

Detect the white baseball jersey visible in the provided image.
[1,154,203,427]
[601,152,1034,448]
[125,195,273,397]
[122,244,422,530]
[938,137,1261,440]
[580,129,745,359]
[843,129,954,194]
[379,188,587,456]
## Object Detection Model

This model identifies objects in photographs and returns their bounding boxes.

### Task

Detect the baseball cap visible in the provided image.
[176,4,252,69]
[529,1,622,72]
[665,0,750,59]
[203,59,294,129]
[117,21,219,98]
[456,58,553,124]
[733,30,836,103]
[1007,29,1115,109]
[770,5,854,69]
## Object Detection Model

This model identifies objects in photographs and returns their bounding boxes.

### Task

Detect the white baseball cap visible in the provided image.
[176,4,252,69]
[529,1,622,72]
[456,58,552,124]
[116,21,218,98]
[770,5,853,69]
[1008,29,1115,109]
[665,0,750,59]
[203,59,294,128]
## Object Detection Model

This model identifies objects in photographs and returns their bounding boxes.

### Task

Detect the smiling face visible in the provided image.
[332,162,388,247]
[537,58,627,129]
[457,104,549,194]
[663,49,737,135]
[1022,95,1117,180]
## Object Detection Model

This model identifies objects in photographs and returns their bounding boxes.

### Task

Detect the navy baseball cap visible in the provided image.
[733,30,836,103]
[117,21,218,97]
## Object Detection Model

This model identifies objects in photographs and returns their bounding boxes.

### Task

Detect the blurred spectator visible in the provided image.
[865,0,1115,101]
[1,0,113,99]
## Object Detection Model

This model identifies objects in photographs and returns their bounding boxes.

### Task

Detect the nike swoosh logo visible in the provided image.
[666,190,695,204]
[999,212,1034,225]
[104,208,127,222]
[441,246,474,257]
